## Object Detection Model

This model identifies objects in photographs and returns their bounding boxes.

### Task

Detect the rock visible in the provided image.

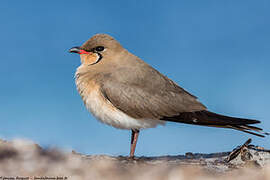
[0,138,270,180]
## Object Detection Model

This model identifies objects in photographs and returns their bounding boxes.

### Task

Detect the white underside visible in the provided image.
[85,89,165,130]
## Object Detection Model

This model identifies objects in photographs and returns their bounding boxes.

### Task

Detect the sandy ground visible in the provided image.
[0,138,270,180]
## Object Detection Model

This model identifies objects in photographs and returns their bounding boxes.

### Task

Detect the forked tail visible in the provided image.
[162,110,269,137]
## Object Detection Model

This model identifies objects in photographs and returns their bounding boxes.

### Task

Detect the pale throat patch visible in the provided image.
[80,53,100,65]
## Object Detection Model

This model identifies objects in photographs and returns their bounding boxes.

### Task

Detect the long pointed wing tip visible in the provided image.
[251,120,261,124]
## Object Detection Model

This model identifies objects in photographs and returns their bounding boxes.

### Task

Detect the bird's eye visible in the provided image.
[95,46,105,52]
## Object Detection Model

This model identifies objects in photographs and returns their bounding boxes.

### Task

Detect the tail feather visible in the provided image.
[228,125,266,137]
[233,125,270,136]
[242,125,263,131]
[161,110,268,137]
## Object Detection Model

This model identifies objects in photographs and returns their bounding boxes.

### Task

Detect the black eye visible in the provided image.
[95,46,105,52]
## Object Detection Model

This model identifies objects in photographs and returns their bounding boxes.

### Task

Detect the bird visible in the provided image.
[69,34,268,158]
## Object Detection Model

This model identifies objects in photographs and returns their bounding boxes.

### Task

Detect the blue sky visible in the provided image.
[0,0,269,156]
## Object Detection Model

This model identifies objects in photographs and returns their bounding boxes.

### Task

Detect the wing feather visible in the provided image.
[100,66,206,119]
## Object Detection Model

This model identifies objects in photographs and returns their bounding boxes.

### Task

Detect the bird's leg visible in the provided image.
[130,129,140,158]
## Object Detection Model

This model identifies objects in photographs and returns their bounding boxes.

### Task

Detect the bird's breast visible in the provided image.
[75,70,164,129]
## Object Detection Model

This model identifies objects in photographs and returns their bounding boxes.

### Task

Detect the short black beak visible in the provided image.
[69,46,81,53]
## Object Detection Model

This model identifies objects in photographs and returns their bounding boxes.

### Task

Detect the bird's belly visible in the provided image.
[83,88,165,130]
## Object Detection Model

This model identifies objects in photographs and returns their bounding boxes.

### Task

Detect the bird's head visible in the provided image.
[69,34,123,66]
